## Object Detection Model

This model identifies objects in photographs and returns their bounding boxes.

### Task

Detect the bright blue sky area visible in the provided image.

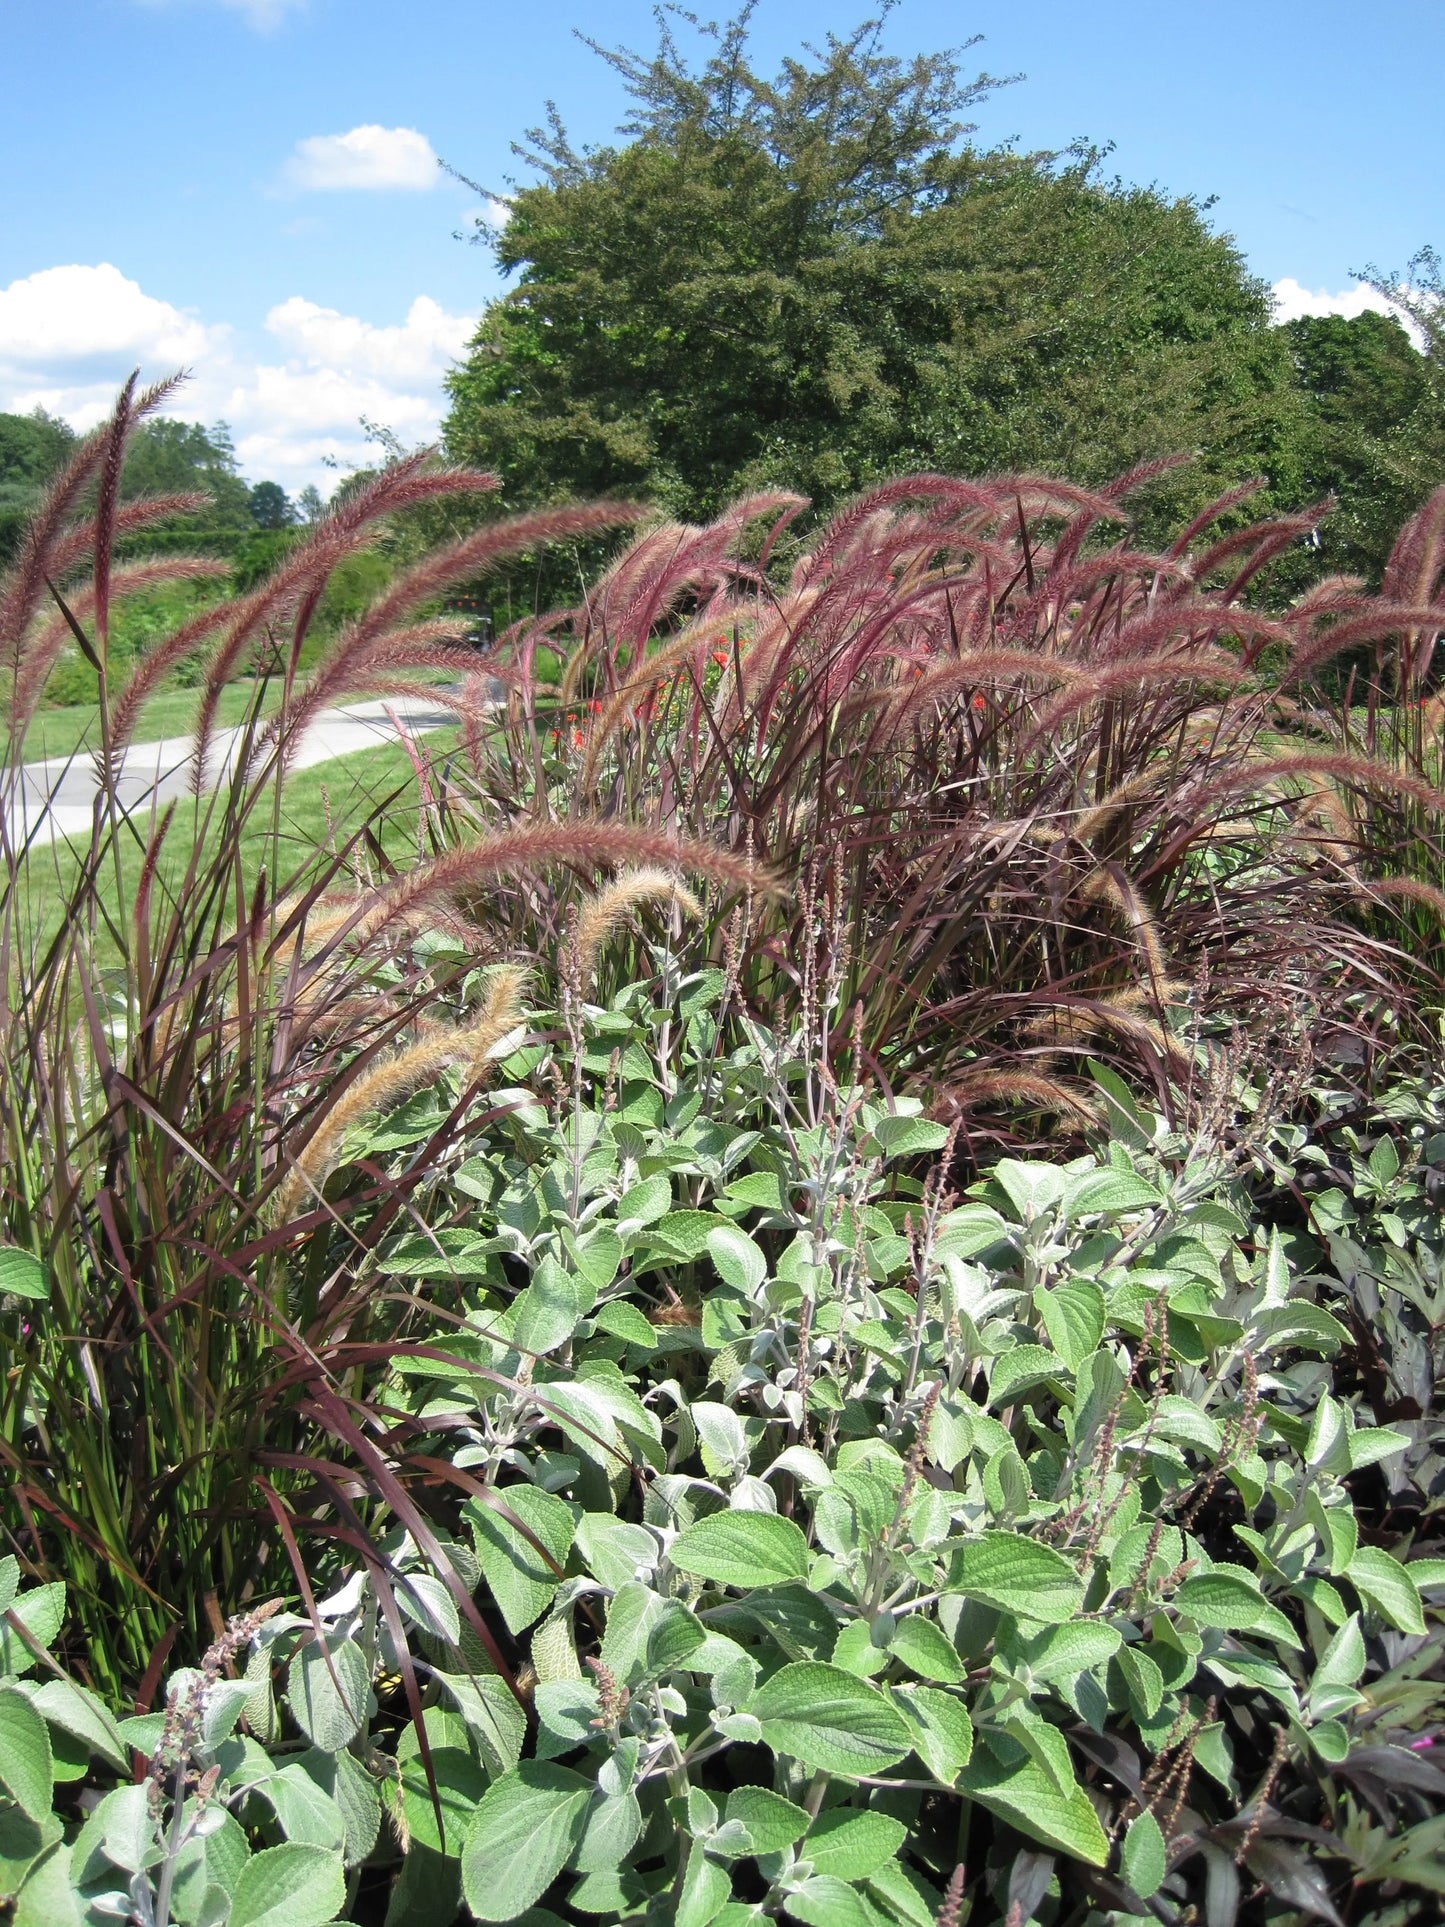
[2,0,1439,486]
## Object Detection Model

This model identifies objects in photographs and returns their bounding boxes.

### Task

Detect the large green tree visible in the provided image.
[444,8,1304,539]
[0,409,77,562]
[1283,254,1445,583]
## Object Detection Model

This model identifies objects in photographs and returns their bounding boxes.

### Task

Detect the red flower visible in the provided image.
[573,729,585,748]
[971,693,987,711]
[712,648,730,667]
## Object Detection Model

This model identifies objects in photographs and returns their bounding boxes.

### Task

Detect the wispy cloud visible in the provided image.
[284,125,440,193]
[133,0,308,31]
[0,262,475,491]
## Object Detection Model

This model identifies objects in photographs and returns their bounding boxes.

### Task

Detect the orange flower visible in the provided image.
[971,693,986,711]
[573,729,585,748]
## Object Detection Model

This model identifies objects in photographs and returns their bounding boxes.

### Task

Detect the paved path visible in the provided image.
[5,694,460,845]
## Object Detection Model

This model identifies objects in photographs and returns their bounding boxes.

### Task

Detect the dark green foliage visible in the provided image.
[248,478,298,529]
[0,410,76,563]
[444,11,1303,560]
[1285,308,1443,584]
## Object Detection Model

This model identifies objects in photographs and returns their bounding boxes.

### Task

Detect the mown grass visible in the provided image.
[8,728,459,960]
[13,681,283,763]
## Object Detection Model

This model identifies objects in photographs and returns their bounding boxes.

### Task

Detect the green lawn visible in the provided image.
[9,727,461,960]
[14,683,283,764]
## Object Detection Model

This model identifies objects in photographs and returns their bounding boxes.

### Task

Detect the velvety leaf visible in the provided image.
[670,1512,809,1589]
[785,1875,883,1927]
[469,1486,576,1635]
[886,1616,963,1684]
[401,1747,488,1858]
[720,1786,811,1856]
[949,1533,1085,1623]
[1017,1621,1120,1684]
[1066,1169,1161,1217]
[288,1636,369,1752]
[460,1763,591,1922]
[956,1748,1108,1865]
[512,1259,581,1358]
[893,1685,974,1783]
[572,1790,642,1873]
[676,1848,731,1927]
[0,1690,52,1822]
[1121,1809,1166,1900]
[0,1250,48,1303]
[1036,1280,1105,1370]
[805,1810,907,1880]
[28,1678,127,1773]
[751,1663,912,1776]
[0,1585,65,1675]
[1173,1567,1273,1633]
[1348,1545,1426,1634]
[988,1345,1064,1406]
[227,1843,346,1927]
[707,1225,766,1294]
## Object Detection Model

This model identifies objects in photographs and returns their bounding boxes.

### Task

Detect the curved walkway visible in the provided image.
[4,694,460,845]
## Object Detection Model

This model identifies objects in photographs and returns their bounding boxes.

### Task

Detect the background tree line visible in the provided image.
[442,8,1445,604]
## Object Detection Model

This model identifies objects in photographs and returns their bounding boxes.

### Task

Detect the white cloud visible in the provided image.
[0,263,217,367]
[1271,276,1424,347]
[284,125,440,193]
[0,263,475,493]
[264,295,473,383]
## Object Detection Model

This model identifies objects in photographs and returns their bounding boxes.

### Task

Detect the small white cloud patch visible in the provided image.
[285,125,440,193]
[0,263,475,491]
[1271,276,1422,345]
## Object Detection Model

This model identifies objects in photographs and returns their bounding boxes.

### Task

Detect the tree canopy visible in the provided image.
[443,7,1305,540]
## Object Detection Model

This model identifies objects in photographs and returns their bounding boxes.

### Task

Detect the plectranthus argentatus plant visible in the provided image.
[360,963,1445,1926]
[2,960,1442,1926]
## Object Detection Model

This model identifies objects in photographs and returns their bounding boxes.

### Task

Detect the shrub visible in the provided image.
[1,954,1441,1924]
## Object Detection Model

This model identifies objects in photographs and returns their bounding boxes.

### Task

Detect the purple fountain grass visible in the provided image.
[471,462,1445,1117]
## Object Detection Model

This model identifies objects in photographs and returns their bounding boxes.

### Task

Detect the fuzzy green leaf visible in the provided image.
[949,1533,1085,1623]
[1348,1546,1426,1635]
[0,1691,52,1822]
[469,1485,575,1635]
[670,1512,809,1589]
[751,1663,912,1776]
[227,1843,346,1927]
[460,1762,591,1922]
[1122,1808,1166,1899]
[805,1810,907,1880]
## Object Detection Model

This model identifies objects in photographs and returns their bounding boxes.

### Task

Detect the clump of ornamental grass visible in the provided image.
[461,462,1445,1138]
[0,375,764,1693]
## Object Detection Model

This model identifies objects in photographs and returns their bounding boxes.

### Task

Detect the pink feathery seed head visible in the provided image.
[1027,646,1248,735]
[0,436,111,654]
[1174,499,1333,605]
[358,501,644,643]
[1166,478,1272,561]
[88,371,187,648]
[1192,749,1445,826]
[1383,482,1445,604]
[91,372,142,645]
[1282,603,1445,689]
[39,495,213,597]
[1097,600,1298,667]
[356,821,779,941]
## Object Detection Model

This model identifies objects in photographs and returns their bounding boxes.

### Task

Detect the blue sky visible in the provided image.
[2,0,1439,488]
